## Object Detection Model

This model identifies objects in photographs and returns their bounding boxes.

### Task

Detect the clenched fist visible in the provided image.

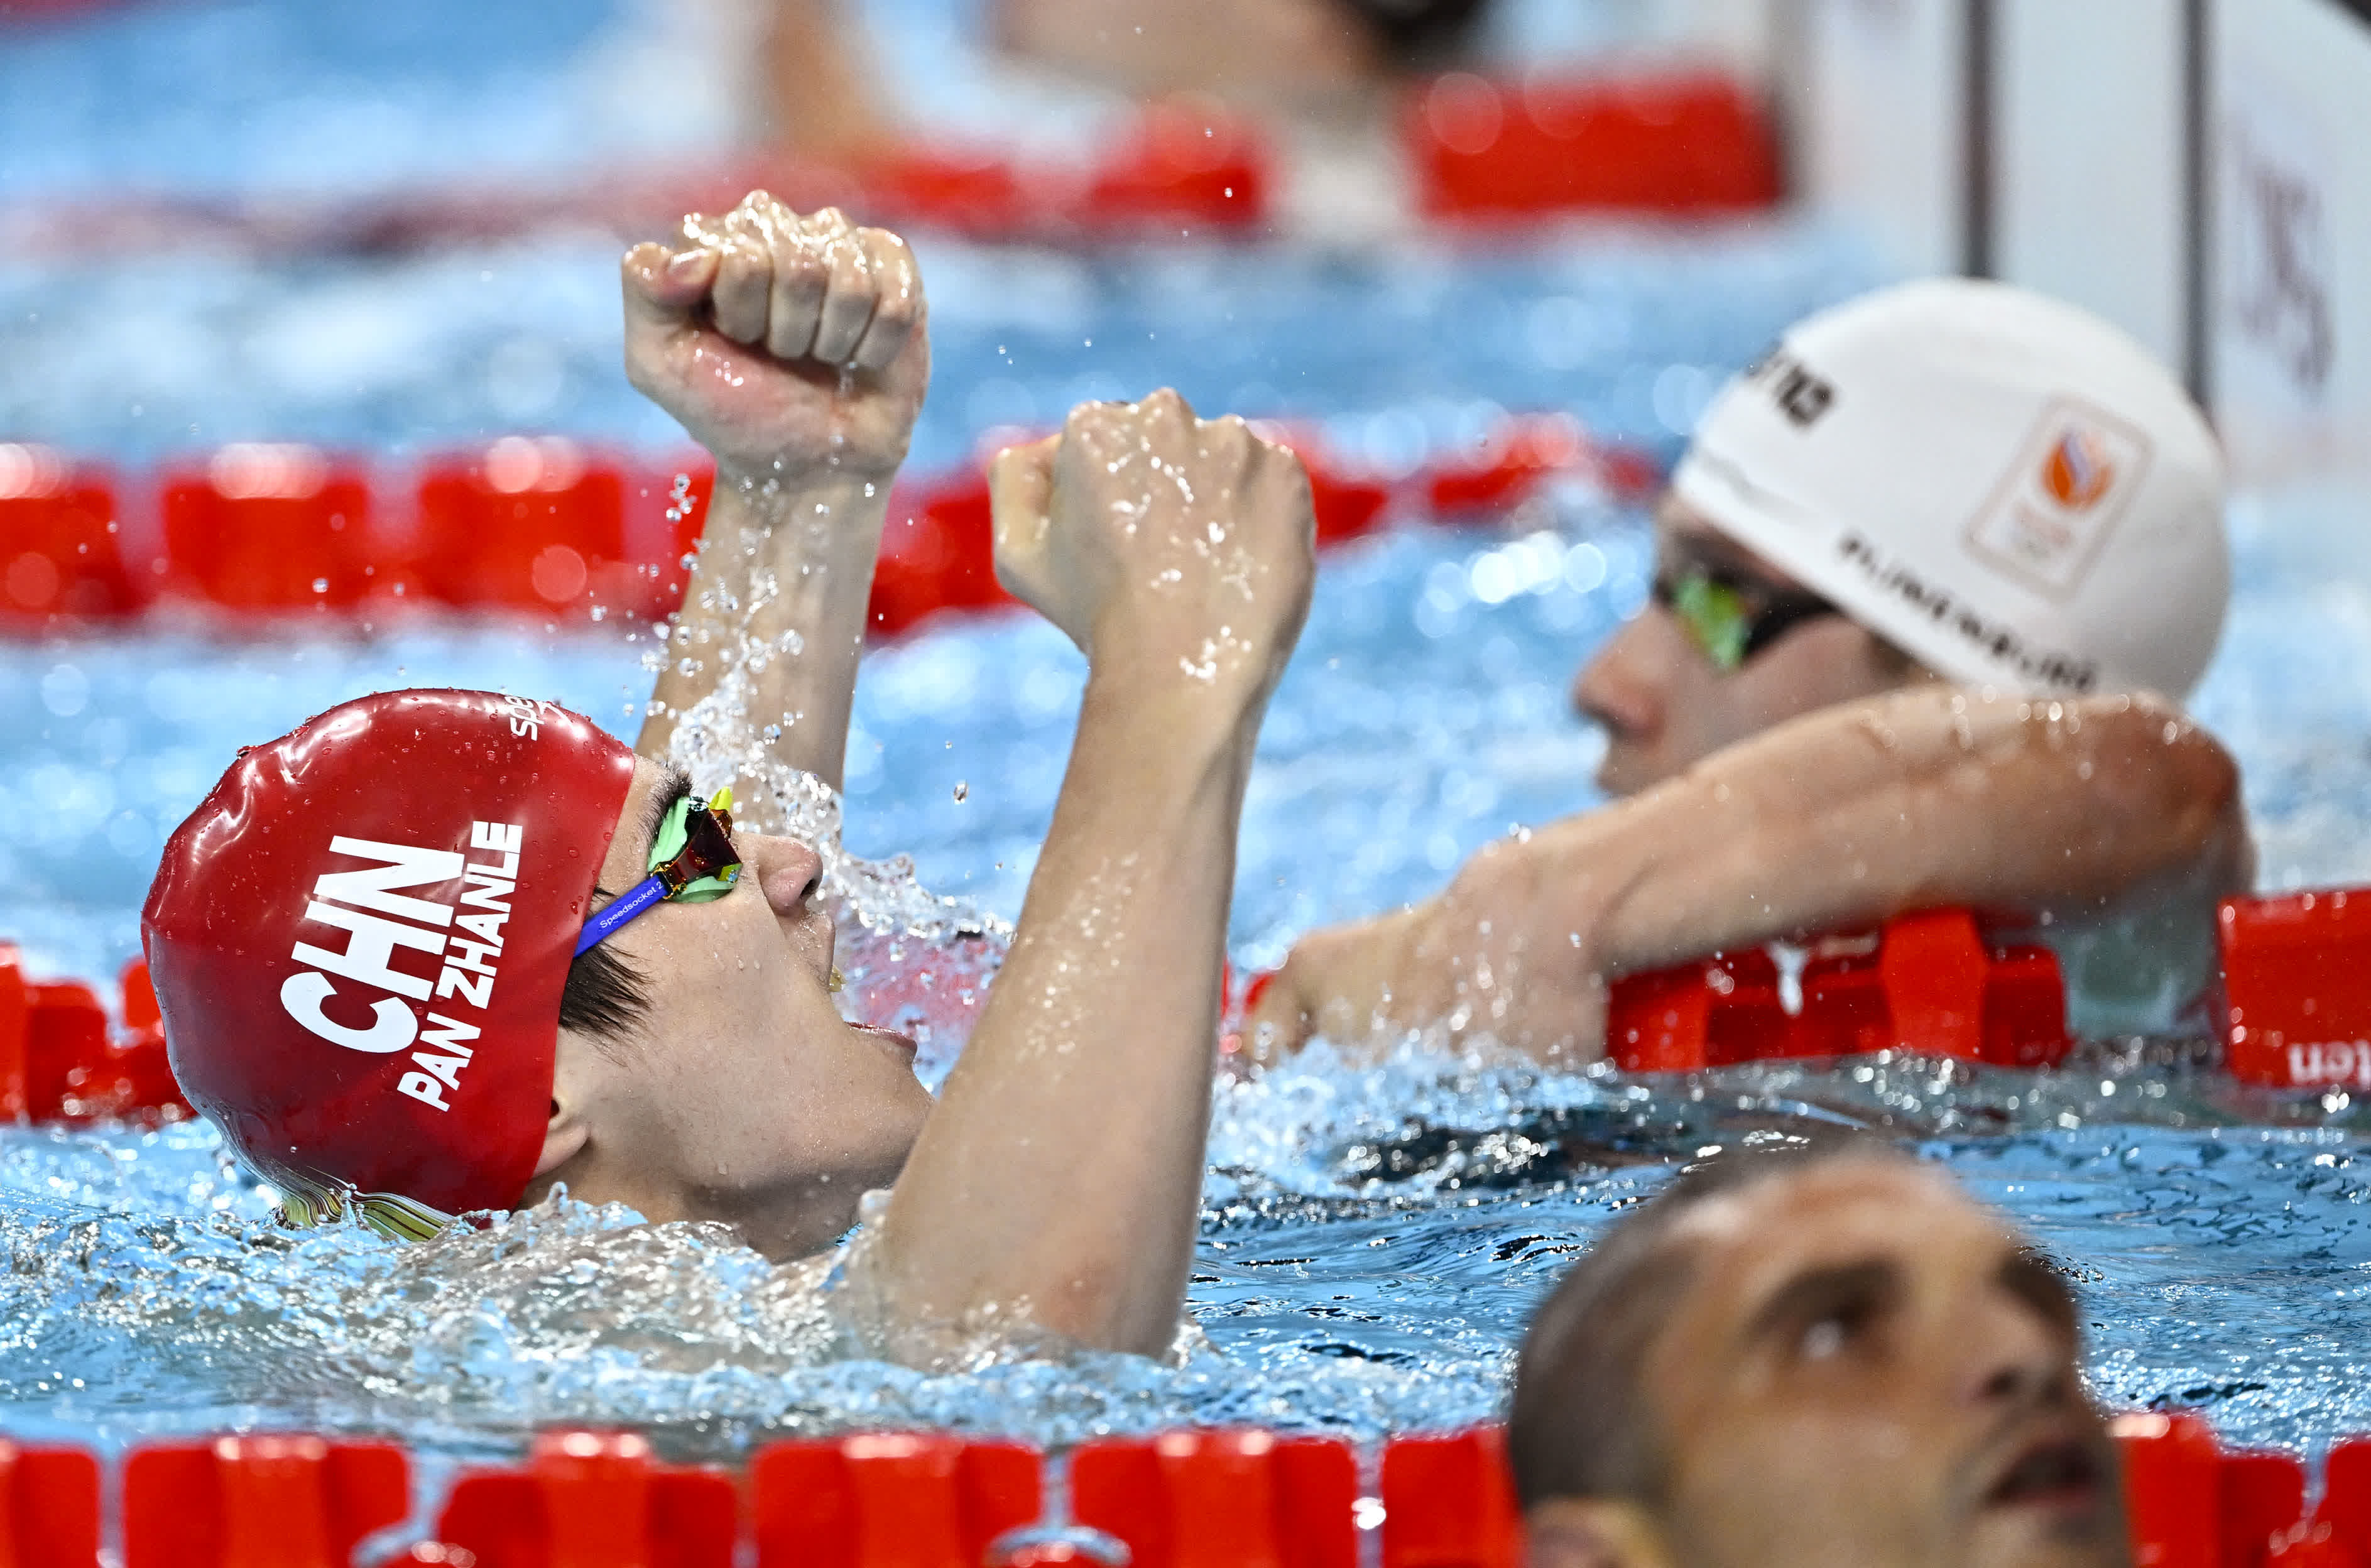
[623,192,929,487]
[988,390,1315,709]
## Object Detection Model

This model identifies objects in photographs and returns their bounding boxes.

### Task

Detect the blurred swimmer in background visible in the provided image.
[143,193,1316,1367]
[1250,280,2250,1060]
[608,0,1490,232]
[1510,1136,2129,1568]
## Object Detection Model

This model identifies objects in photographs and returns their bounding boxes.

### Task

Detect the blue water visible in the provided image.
[6,0,2371,1497]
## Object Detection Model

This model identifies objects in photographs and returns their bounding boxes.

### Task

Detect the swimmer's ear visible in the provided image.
[535,1090,592,1180]
[1525,1499,1676,1568]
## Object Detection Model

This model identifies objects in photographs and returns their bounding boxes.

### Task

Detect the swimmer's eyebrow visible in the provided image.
[1743,1257,1899,1348]
[1998,1250,2080,1337]
[641,765,694,864]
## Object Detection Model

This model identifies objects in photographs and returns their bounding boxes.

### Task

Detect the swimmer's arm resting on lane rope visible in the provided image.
[836,395,1316,1363]
[1248,685,2249,1063]
[619,193,928,788]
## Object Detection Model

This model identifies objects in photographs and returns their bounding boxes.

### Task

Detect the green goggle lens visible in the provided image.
[1668,572,1752,671]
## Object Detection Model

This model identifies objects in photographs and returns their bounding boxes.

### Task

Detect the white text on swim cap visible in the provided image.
[276,823,527,1114]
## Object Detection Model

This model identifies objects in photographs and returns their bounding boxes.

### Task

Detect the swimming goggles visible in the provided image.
[574,787,743,956]
[1652,555,1840,672]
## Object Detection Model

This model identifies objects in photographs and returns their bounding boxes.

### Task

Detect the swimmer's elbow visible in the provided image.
[2079,694,2247,879]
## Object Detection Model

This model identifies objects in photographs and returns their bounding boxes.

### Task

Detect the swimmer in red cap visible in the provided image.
[144,193,1315,1361]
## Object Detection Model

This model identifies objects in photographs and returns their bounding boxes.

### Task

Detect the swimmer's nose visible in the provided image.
[1959,1282,2075,1412]
[1573,613,1671,741]
[746,834,826,917]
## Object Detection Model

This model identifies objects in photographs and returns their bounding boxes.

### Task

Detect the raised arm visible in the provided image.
[1250,686,2250,1062]
[850,391,1316,1359]
[621,193,927,792]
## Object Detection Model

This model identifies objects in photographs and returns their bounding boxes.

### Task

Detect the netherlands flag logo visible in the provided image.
[2041,427,2117,512]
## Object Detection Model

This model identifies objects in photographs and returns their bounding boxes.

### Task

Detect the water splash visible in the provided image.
[662,648,1008,1082]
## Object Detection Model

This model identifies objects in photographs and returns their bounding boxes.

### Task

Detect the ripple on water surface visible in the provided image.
[3,1043,2368,1466]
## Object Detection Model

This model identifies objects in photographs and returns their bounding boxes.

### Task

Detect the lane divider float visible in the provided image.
[2,72,1780,263]
[0,1416,2355,1565]
[0,416,1654,639]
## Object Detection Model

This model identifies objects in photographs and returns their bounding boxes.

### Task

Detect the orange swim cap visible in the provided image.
[141,690,636,1233]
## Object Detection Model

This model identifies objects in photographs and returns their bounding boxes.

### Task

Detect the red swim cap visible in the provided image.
[142,690,636,1231]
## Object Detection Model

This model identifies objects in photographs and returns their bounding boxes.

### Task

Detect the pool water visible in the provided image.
[8,0,2371,1491]
[8,509,2371,1476]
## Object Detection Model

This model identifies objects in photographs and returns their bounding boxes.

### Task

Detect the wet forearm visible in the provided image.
[869,678,1260,1354]
[1569,689,2248,977]
[636,472,887,790]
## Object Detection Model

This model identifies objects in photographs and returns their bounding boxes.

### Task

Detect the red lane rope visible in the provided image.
[3,1415,2346,1564]
[0,416,1657,635]
[0,72,1778,261]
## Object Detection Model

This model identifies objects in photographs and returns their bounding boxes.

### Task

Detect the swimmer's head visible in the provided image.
[144,692,931,1255]
[1510,1138,2125,1568]
[1576,279,2227,795]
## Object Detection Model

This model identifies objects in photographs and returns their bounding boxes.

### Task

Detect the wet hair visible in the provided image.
[1507,1130,1909,1510]
[560,940,650,1054]
[1334,0,1491,69]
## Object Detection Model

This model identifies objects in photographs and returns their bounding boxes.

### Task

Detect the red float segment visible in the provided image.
[2225,1451,2311,1568]
[123,1434,409,1568]
[1076,100,1273,234]
[1424,414,1596,516]
[1070,1430,1356,1568]
[1379,1428,1520,1568]
[1409,70,1780,220]
[0,946,27,1121]
[2318,1440,2371,1565]
[413,438,629,613]
[1877,906,1990,1059]
[2117,1412,2224,1568]
[122,956,161,1032]
[871,472,1013,639]
[25,979,106,1122]
[439,1430,738,1568]
[0,445,144,626]
[1603,949,1786,1072]
[2112,1414,2315,1568]
[751,1431,1042,1567]
[863,146,1033,237]
[2218,889,2371,1091]
[19,976,187,1123]
[0,1439,101,1567]
[159,445,377,611]
[1604,909,2072,1073]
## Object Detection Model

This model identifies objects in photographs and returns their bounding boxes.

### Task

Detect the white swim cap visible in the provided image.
[1671,278,2229,700]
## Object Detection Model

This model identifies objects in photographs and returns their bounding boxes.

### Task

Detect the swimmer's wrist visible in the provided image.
[1079,666,1268,754]
[706,467,893,552]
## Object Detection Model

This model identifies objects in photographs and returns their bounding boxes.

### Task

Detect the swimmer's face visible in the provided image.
[537,756,933,1260]
[1534,1158,2125,1568]
[1573,498,1920,796]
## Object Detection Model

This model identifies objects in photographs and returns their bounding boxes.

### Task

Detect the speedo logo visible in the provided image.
[1741,347,1836,428]
[276,821,524,1114]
